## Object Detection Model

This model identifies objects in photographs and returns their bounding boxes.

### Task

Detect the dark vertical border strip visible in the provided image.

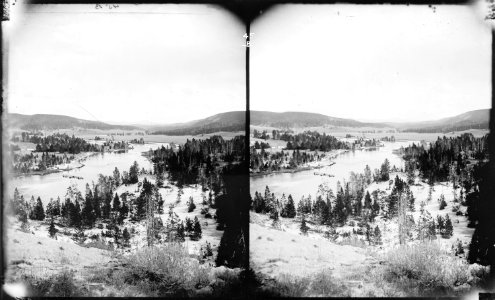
[0,17,4,300]
[244,20,250,272]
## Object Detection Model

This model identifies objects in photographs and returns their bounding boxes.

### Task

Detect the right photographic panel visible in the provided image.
[249,4,492,297]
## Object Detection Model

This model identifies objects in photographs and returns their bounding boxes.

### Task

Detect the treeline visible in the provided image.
[130,138,145,144]
[10,160,144,226]
[152,123,245,136]
[11,152,75,173]
[380,136,396,142]
[401,133,488,183]
[11,132,43,143]
[353,137,381,148]
[281,131,350,151]
[252,129,294,140]
[151,135,245,186]
[250,148,325,173]
[251,164,386,227]
[253,141,270,150]
[402,122,488,133]
[28,133,100,154]
[250,172,456,244]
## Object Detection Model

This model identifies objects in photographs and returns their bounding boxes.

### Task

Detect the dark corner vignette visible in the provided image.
[2,0,495,299]
[2,2,250,298]
[246,0,495,298]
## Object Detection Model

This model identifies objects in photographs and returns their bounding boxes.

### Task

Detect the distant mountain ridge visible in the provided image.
[150,111,246,135]
[390,109,490,133]
[7,113,141,131]
[250,109,489,133]
[6,109,489,134]
[250,111,390,128]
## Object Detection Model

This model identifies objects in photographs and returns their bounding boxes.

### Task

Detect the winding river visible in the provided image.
[250,141,416,200]
[7,143,167,205]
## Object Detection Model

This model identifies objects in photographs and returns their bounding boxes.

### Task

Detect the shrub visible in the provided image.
[439,195,447,210]
[383,242,470,295]
[119,244,211,295]
[309,270,349,296]
[21,269,85,297]
[452,239,464,257]
[268,273,310,297]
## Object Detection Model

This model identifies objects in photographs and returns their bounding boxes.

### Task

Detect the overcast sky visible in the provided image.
[5,4,245,125]
[251,4,491,123]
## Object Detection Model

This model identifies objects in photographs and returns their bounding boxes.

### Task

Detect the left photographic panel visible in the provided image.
[2,4,248,297]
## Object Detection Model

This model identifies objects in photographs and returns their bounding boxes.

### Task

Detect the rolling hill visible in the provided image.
[391,109,490,133]
[7,113,141,131]
[6,108,490,135]
[150,111,246,135]
[249,109,489,133]
[250,111,389,128]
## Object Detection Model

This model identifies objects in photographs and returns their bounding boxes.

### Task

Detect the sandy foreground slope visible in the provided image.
[250,215,374,280]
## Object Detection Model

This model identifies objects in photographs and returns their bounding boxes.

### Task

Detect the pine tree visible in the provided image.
[129,161,139,184]
[33,197,45,221]
[164,205,180,242]
[364,191,372,210]
[185,217,194,233]
[112,193,121,211]
[119,200,129,222]
[102,193,112,220]
[46,198,54,218]
[374,226,382,245]
[11,188,21,216]
[187,197,196,212]
[205,241,213,257]
[176,187,184,204]
[427,184,433,202]
[271,209,280,228]
[81,196,96,227]
[443,214,454,238]
[155,189,164,214]
[325,195,333,225]
[61,198,70,224]
[176,221,186,242]
[439,196,447,210]
[191,217,202,241]
[122,227,131,247]
[91,185,101,219]
[437,215,445,234]
[113,167,121,187]
[28,196,36,220]
[428,218,437,240]
[48,217,57,238]
[406,162,415,185]
[297,197,305,215]
[113,226,122,248]
[18,207,29,231]
[300,215,309,235]
[371,198,380,221]
[453,239,464,256]
[281,194,296,218]
[380,159,390,181]
[264,186,272,212]
[407,189,415,212]
[417,202,436,241]
[364,165,372,185]
[334,187,346,225]
[72,200,82,228]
